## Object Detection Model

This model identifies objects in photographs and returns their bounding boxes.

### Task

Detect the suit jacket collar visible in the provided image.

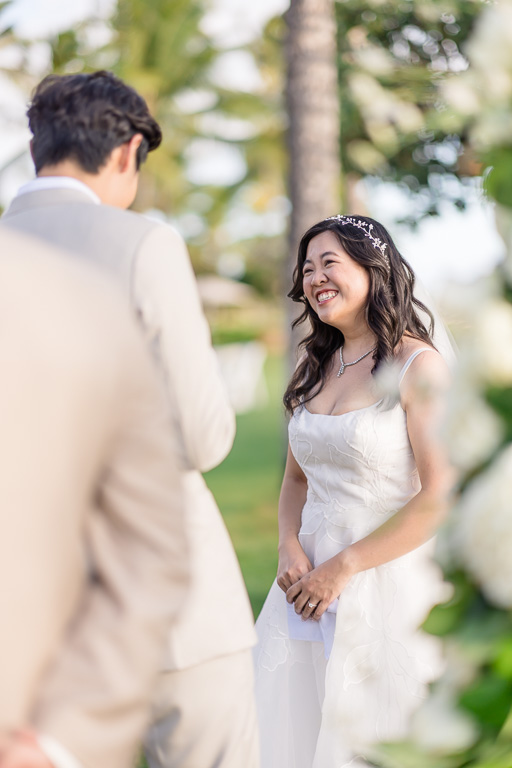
[3,188,97,219]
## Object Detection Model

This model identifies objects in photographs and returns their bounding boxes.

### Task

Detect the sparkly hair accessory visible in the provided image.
[325,215,389,260]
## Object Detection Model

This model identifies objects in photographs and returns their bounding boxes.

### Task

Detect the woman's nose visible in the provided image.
[311,268,327,285]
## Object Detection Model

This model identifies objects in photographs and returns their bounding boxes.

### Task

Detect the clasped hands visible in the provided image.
[277,539,354,621]
[0,731,52,768]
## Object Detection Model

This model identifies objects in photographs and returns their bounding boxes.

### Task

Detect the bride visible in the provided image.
[254,215,453,768]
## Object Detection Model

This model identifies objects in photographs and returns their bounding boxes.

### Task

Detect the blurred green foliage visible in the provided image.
[335,0,484,201]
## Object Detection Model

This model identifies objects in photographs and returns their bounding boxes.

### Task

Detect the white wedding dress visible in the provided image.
[254,350,446,768]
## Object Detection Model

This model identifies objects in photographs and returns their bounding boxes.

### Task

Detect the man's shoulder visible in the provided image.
[85,205,185,247]
[2,190,182,242]
[89,204,162,232]
[1,193,188,281]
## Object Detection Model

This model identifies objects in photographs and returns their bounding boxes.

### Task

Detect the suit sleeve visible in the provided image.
[132,224,236,473]
[33,330,190,768]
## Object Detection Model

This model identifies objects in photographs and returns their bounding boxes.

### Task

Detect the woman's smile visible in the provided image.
[316,289,339,305]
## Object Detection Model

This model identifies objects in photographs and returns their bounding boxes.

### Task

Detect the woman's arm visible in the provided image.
[276,444,313,593]
[287,351,454,619]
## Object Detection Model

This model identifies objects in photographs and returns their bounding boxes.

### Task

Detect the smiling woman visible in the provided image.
[284,214,435,415]
[253,214,453,768]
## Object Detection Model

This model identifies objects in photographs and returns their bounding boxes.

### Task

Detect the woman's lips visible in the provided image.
[316,290,338,305]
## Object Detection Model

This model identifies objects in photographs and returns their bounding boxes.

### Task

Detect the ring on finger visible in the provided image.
[308,602,319,608]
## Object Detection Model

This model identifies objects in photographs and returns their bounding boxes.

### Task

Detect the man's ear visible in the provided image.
[118,133,143,173]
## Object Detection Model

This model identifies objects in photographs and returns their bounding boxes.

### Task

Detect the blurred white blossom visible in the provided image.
[410,690,478,754]
[442,77,481,116]
[455,446,512,609]
[474,300,512,385]
[444,383,503,471]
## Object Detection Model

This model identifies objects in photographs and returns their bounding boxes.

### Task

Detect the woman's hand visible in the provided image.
[277,538,313,592]
[286,551,356,620]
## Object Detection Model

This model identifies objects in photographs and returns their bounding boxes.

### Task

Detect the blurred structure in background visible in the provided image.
[197,274,270,412]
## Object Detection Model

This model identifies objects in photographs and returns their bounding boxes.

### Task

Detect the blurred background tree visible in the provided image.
[335,0,484,221]
[284,0,341,355]
[0,0,490,292]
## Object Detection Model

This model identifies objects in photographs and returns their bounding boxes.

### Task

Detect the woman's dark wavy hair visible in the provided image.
[283,215,435,414]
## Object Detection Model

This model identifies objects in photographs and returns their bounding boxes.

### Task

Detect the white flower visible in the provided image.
[444,383,503,471]
[410,690,478,754]
[474,300,512,385]
[438,278,499,341]
[442,77,481,116]
[466,3,512,83]
[455,446,512,609]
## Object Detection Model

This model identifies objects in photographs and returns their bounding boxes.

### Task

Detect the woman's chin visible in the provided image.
[317,305,343,327]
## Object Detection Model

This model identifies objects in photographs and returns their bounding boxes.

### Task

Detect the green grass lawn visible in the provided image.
[204,353,286,618]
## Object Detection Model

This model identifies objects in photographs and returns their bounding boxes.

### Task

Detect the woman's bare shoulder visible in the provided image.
[394,335,437,368]
[397,336,451,403]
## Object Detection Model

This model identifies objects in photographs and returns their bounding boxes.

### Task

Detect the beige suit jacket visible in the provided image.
[2,188,256,669]
[0,230,189,768]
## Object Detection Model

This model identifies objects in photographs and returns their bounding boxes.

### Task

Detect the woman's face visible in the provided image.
[302,231,371,331]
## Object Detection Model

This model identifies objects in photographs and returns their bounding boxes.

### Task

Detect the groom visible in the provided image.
[0,228,189,768]
[1,71,258,768]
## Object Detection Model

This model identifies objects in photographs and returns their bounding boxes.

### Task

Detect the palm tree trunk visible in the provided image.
[285,0,341,365]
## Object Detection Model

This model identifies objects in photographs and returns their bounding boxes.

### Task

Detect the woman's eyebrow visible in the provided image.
[303,251,339,267]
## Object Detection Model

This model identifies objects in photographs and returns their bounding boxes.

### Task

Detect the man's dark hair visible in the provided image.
[27,70,162,174]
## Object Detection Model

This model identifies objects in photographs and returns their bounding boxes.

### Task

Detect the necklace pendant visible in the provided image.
[337,363,345,377]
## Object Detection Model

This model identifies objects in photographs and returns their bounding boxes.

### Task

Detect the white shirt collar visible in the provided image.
[16,176,101,205]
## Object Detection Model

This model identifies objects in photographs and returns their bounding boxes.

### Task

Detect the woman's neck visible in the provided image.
[339,325,376,357]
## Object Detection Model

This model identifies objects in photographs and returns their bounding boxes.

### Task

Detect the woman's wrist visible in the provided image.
[335,545,360,577]
[278,533,300,551]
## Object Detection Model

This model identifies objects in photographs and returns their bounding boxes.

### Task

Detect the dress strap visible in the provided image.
[398,347,435,385]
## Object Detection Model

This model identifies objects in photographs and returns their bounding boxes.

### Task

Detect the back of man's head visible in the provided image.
[28,70,162,174]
